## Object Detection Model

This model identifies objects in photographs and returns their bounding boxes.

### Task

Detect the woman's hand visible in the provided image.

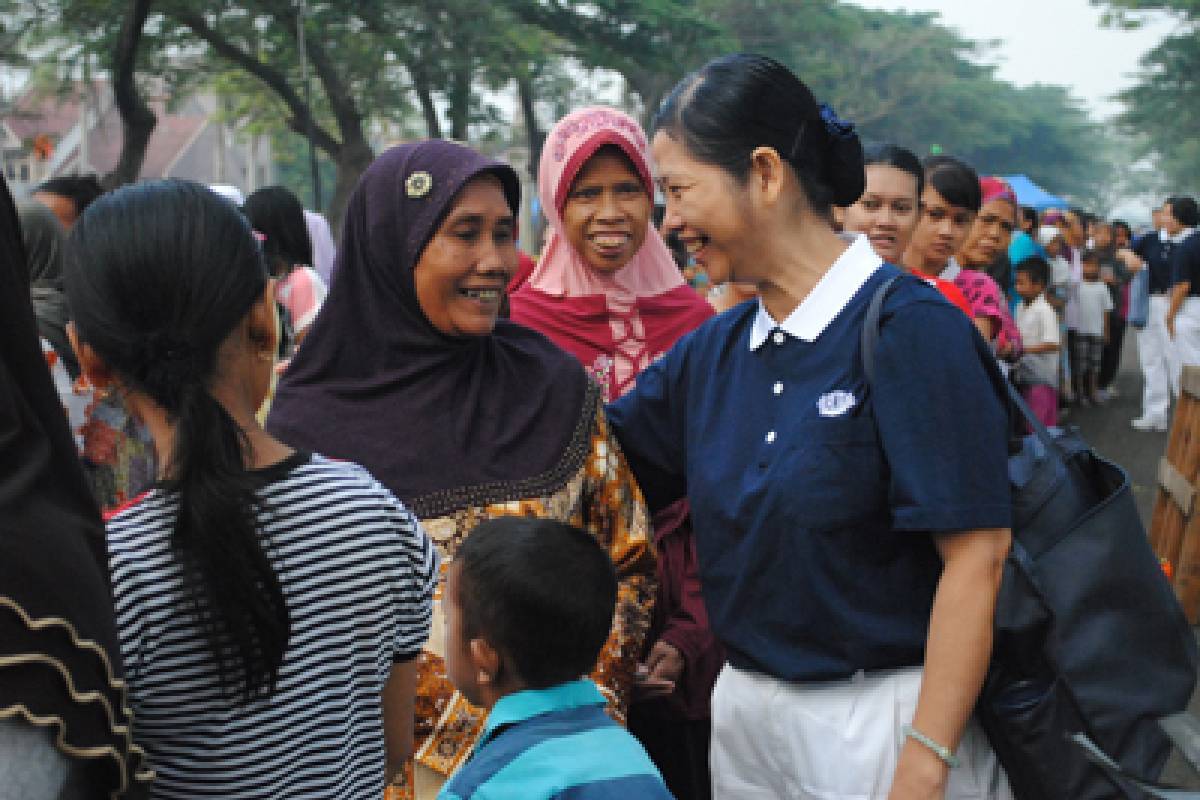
[888,739,948,800]
[634,640,684,700]
[1117,248,1144,272]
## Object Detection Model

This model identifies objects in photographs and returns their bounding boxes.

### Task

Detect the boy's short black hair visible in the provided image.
[35,174,104,213]
[1113,219,1132,240]
[1080,248,1101,265]
[1168,196,1200,228]
[456,517,617,689]
[1015,256,1049,288]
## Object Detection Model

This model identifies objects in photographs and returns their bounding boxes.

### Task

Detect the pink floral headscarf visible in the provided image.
[526,106,684,300]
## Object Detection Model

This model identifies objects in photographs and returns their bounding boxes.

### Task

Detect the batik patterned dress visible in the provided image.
[41,338,157,510]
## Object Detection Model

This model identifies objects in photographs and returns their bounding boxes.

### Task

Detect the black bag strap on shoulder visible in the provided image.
[860,273,1055,454]
[859,273,901,388]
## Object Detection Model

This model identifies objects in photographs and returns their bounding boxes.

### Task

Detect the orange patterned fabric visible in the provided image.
[387,408,656,797]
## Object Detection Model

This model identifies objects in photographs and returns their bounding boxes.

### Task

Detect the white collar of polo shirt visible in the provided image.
[1170,227,1196,244]
[749,234,883,351]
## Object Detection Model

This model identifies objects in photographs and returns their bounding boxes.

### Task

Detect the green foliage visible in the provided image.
[676,1,1112,207]
[271,125,335,209]
[17,0,1128,210]
[1093,0,1200,190]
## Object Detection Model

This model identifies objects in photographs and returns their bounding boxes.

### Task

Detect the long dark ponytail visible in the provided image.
[64,179,289,702]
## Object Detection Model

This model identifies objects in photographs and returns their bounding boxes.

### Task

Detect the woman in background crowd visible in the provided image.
[959,177,1019,302]
[510,106,720,800]
[904,158,1021,358]
[242,186,328,350]
[21,199,157,510]
[836,143,971,316]
[267,141,656,799]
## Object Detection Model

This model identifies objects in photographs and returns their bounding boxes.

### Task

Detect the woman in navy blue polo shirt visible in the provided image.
[608,54,1014,799]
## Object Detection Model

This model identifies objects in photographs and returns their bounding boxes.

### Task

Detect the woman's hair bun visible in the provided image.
[812,103,865,207]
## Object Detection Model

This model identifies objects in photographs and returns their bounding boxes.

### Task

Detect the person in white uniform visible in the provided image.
[1124,199,1194,431]
[1165,197,1200,398]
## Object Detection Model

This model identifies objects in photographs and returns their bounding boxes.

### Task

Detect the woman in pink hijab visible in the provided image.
[510,106,720,800]
[511,106,713,401]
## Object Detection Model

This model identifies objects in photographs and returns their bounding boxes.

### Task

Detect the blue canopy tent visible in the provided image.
[1003,175,1068,211]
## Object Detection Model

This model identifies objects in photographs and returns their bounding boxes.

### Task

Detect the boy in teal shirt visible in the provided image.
[439,517,674,800]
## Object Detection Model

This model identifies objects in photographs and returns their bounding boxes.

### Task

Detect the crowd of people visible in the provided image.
[1,50,1191,800]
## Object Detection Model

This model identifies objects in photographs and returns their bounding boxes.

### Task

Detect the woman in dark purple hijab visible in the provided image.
[267,140,656,797]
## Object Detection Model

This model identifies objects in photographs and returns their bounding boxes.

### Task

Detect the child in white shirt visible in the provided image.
[1014,257,1062,426]
[1075,250,1114,405]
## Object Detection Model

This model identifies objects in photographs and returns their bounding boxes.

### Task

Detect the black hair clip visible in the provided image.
[819,103,856,141]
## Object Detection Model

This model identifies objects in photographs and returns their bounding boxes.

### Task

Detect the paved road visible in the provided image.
[1065,337,1167,530]
[1057,336,1199,788]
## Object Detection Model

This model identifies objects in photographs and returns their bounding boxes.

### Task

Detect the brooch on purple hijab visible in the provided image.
[406,171,432,199]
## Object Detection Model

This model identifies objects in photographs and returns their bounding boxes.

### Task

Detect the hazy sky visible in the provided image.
[843,0,1182,120]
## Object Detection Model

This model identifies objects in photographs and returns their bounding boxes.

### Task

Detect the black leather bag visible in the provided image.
[862,275,1198,799]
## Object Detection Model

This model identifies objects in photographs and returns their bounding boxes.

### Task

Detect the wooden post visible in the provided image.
[1153,366,1200,622]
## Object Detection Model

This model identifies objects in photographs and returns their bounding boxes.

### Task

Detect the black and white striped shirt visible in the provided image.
[107,452,438,798]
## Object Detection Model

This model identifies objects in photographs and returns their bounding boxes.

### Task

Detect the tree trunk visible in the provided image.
[328,136,373,238]
[103,0,156,190]
[515,72,544,180]
[625,70,669,132]
[448,58,472,141]
[409,61,442,139]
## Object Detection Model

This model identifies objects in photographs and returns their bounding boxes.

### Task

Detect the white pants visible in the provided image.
[1139,294,1173,424]
[1169,296,1200,398]
[710,664,1012,800]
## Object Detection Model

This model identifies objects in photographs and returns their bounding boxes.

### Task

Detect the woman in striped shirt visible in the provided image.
[64,179,438,798]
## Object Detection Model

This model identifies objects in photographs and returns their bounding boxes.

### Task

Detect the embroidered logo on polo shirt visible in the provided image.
[817,390,856,417]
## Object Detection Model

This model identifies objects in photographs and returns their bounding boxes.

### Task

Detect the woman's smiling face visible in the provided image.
[413,174,518,337]
[651,131,752,287]
[560,145,652,276]
[839,164,920,264]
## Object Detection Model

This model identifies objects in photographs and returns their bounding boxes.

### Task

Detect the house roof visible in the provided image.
[4,81,211,180]
[77,98,208,179]
[4,81,101,141]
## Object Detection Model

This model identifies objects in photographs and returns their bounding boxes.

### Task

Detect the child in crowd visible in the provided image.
[438,517,673,800]
[1075,249,1114,405]
[1014,257,1062,426]
[1038,224,1073,410]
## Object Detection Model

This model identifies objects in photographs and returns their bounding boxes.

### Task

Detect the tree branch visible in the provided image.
[166,5,340,155]
[103,0,157,189]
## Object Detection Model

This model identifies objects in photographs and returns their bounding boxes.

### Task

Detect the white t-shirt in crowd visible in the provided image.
[107,453,438,799]
[1015,293,1061,386]
[1063,250,1084,330]
[1049,256,1070,294]
[1076,279,1114,338]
